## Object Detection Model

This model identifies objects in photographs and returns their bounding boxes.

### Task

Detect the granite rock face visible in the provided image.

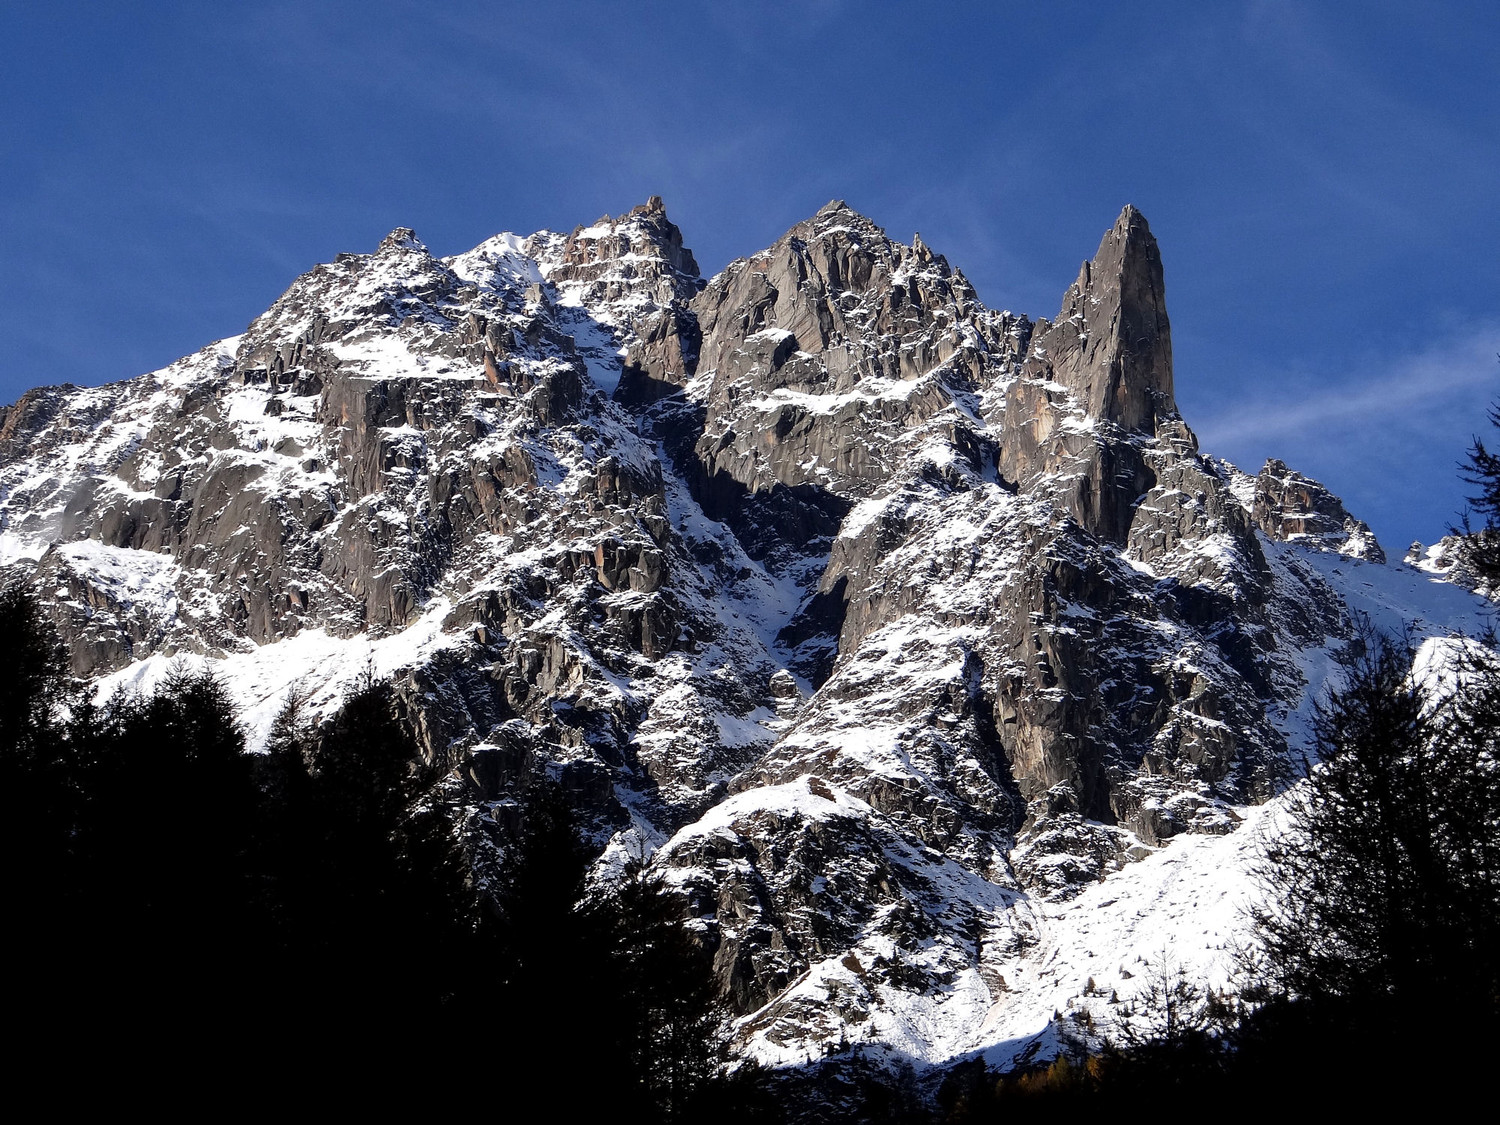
[660,202,1028,580]
[1251,457,1386,563]
[0,198,1404,1064]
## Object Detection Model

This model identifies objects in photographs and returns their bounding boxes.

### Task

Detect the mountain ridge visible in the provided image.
[0,196,1484,1070]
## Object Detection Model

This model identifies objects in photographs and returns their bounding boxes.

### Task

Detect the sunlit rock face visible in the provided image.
[6,196,1446,1069]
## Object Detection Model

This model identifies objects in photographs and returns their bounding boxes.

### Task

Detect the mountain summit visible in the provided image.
[0,198,1481,1069]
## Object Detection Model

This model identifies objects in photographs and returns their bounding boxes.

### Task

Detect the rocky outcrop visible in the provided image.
[666,201,1027,571]
[1407,534,1492,594]
[1251,457,1385,562]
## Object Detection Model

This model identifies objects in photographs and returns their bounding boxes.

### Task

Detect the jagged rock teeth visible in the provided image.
[1252,457,1386,562]
[377,227,427,254]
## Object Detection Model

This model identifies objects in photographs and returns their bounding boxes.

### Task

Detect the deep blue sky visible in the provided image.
[3,1,1496,552]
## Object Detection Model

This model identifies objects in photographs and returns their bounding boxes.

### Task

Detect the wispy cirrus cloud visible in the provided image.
[1192,322,1500,549]
[1196,324,1500,452]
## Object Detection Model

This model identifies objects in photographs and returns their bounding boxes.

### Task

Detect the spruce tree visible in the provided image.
[1458,379,1500,582]
[609,862,724,1121]
[0,586,77,882]
[1249,633,1500,1040]
[0,586,82,1032]
[489,778,603,1083]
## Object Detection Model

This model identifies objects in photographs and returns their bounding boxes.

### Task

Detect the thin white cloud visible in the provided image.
[1195,324,1500,452]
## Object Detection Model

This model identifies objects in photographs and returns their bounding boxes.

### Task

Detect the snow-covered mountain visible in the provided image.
[0,196,1488,1069]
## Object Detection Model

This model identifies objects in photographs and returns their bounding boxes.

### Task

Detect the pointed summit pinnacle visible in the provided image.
[1051,205,1174,433]
[999,205,1181,542]
[377,227,428,255]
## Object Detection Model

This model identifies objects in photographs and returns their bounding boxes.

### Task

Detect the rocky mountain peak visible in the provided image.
[529,197,702,304]
[377,227,428,255]
[653,200,1025,579]
[792,199,894,252]
[996,206,1181,544]
[1043,204,1174,434]
[689,201,976,383]
[521,197,706,406]
[0,195,1458,1078]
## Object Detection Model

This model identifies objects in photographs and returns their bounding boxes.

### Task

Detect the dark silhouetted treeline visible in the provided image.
[828,627,1500,1119]
[10,567,1496,1114]
[0,586,778,1119]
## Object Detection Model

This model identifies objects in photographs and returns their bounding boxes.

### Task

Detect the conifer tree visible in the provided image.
[0,586,83,1031]
[1457,374,1500,582]
[609,861,724,1120]
[0,587,77,889]
[489,778,605,1085]
[1249,633,1500,1035]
